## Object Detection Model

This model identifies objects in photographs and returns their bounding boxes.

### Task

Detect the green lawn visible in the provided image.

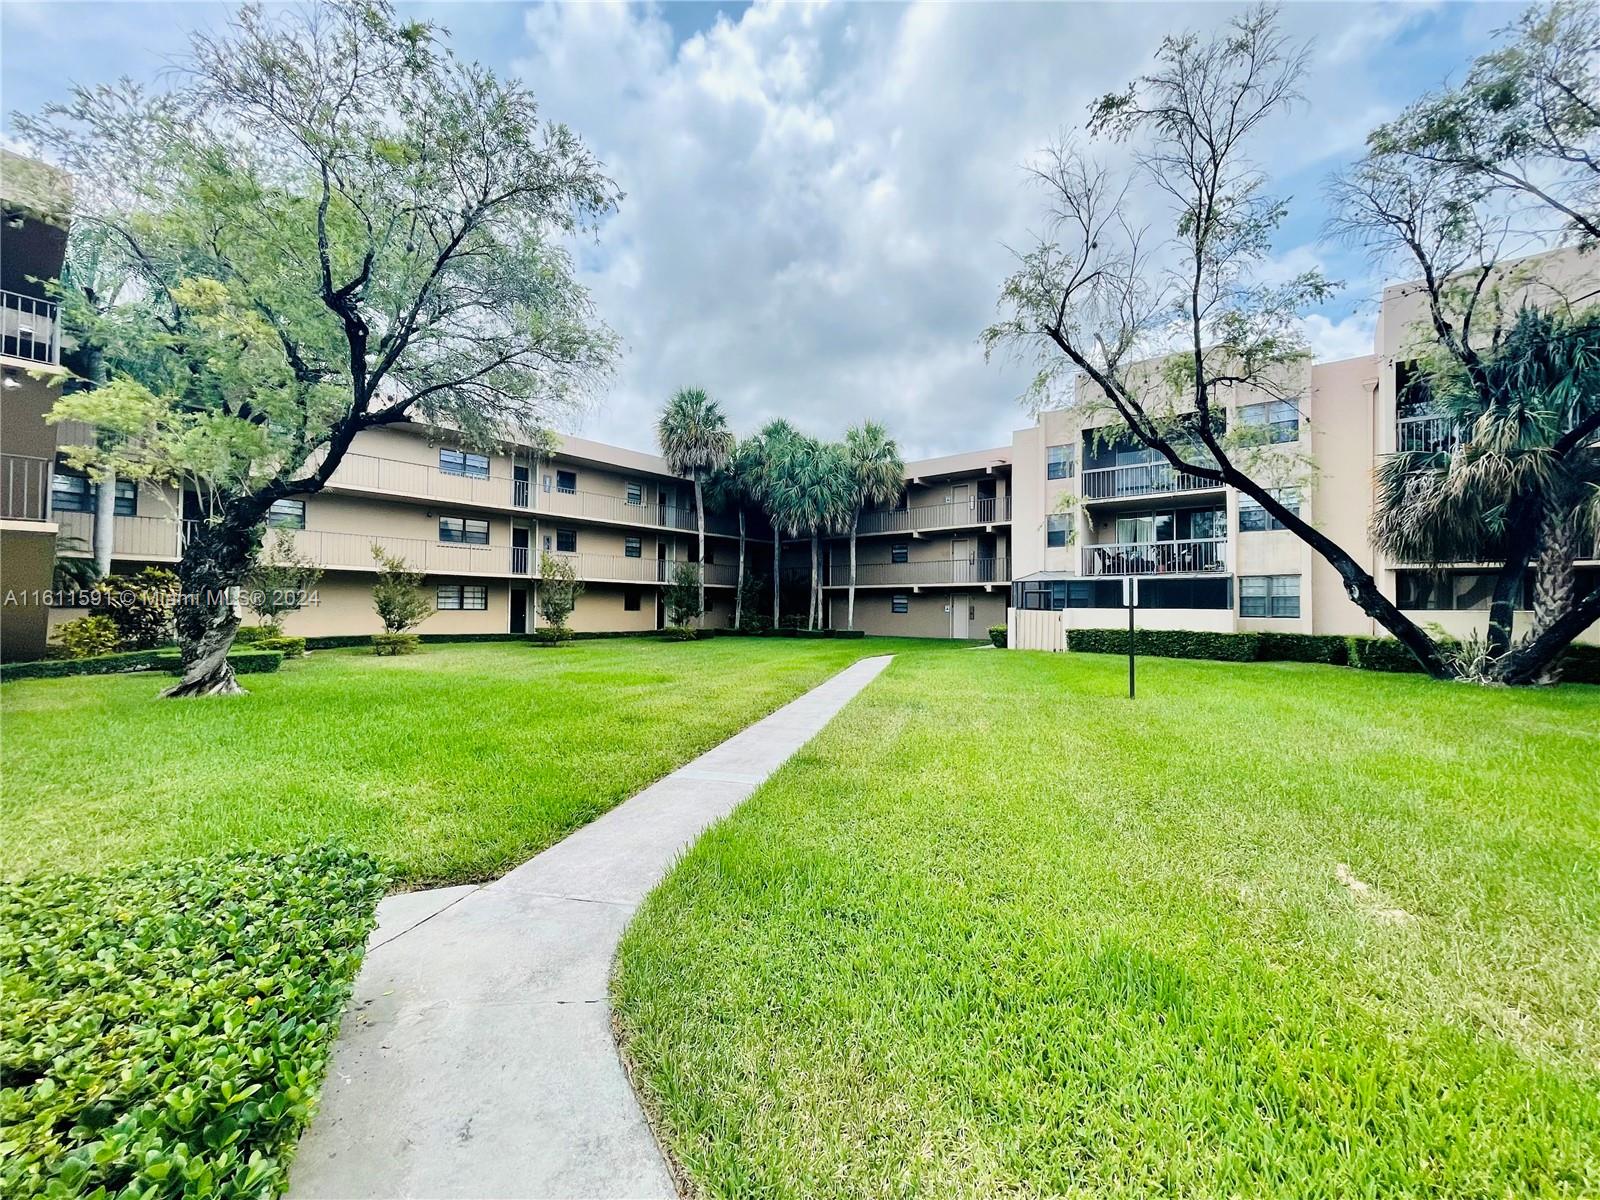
[0,637,914,888]
[615,647,1600,1198]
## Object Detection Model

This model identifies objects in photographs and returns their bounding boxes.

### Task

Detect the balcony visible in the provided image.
[857,494,1011,535]
[1396,414,1457,454]
[825,556,1010,588]
[1081,538,1226,577]
[1,290,60,366]
[268,527,527,577]
[1,453,51,521]
[543,553,738,587]
[56,512,185,560]
[1081,462,1219,501]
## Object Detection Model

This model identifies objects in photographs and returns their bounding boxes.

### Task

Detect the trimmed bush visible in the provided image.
[255,636,306,659]
[55,615,121,659]
[1067,627,1261,662]
[662,625,700,642]
[1345,636,1428,673]
[373,633,420,656]
[151,649,284,676]
[0,845,385,1200]
[232,625,281,645]
[531,627,571,646]
[1256,632,1349,665]
[989,624,1008,648]
[1556,644,1600,685]
[1,649,169,682]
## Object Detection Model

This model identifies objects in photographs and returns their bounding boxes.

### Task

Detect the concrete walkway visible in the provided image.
[289,654,894,1200]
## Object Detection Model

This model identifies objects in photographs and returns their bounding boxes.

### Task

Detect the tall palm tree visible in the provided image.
[842,421,905,630]
[773,437,853,629]
[704,437,760,631]
[658,388,735,621]
[1372,306,1600,677]
[749,419,798,624]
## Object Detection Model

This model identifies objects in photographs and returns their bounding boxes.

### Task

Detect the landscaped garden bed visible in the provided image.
[0,845,385,1199]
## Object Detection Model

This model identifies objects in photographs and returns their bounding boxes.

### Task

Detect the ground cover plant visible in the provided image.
[0,638,906,888]
[616,647,1600,1197]
[0,844,385,1199]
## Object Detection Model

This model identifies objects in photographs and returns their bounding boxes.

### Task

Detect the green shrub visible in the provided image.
[1,649,170,682]
[373,633,421,656]
[739,613,774,635]
[531,627,569,646]
[1067,628,1261,662]
[232,625,281,645]
[98,567,181,649]
[0,844,384,1200]
[152,649,284,676]
[1255,632,1349,665]
[989,624,1008,648]
[1345,636,1428,673]
[663,625,700,642]
[1555,644,1600,685]
[55,615,120,659]
[254,636,306,659]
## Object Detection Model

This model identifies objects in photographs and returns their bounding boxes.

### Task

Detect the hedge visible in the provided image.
[1256,631,1349,665]
[1557,644,1600,685]
[152,649,285,675]
[0,845,385,1200]
[1344,635,1428,673]
[255,636,306,659]
[989,624,1008,648]
[1067,627,1262,662]
[1,649,168,682]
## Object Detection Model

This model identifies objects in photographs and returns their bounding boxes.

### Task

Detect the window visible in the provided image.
[625,481,644,506]
[1046,513,1071,548]
[1141,577,1232,610]
[556,528,577,553]
[1184,507,1226,540]
[439,516,489,545]
[440,448,489,479]
[1047,444,1076,480]
[624,536,642,558]
[1240,574,1300,618]
[436,584,487,611]
[555,469,577,494]
[51,464,138,515]
[1396,570,1538,612]
[891,593,909,614]
[1238,400,1300,444]
[891,543,909,564]
[1238,487,1301,532]
[704,546,715,565]
[624,588,641,611]
[268,499,306,529]
[1012,579,1124,610]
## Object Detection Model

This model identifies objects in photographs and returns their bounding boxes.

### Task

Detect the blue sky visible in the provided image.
[1,2,1516,457]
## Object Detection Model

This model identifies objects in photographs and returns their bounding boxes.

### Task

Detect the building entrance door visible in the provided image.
[951,593,970,639]
[509,589,527,634]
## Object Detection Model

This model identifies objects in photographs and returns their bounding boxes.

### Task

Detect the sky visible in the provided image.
[0,1,1517,459]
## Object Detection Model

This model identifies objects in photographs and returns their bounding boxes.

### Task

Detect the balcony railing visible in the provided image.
[857,494,1012,535]
[56,511,185,560]
[1,291,60,366]
[826,556,1010,588]
[1081,462,1219,500]
[1,453,51,521]
[1081,538,1226,577]
[543,553,738,586]
[537,484,739,537]
[1396,414,1458,454]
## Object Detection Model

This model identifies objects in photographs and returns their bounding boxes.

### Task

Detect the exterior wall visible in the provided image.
[0,526,56,659]
[1305,353,1382,637]
[830,590,1004,639]
[562,584,661,633]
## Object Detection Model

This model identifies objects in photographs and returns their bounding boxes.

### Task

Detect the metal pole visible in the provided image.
[1127,595,1135,700]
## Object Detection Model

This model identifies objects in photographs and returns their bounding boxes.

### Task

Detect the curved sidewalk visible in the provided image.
[289,653,895,1200]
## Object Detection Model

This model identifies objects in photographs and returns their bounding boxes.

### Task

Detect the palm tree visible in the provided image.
[1372,306,1600,679]
[842,421,905,630]
[772,437,853,629]
[748,419,798,625]
[704,438,760,631]
[658,388,735,621]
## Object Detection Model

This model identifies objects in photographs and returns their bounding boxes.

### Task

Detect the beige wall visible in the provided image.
[1,526,56,660]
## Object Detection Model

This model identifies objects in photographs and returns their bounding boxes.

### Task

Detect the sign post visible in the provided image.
[1123,576,1139,700]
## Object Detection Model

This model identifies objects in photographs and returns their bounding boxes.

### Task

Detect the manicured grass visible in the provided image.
[615,648,1600,1197]
[0,637,914,888]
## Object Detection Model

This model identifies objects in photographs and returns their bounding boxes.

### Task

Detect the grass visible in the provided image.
[0,637,918,888]
[615,647,1600,1198]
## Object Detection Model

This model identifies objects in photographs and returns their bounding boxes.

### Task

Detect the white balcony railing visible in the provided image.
[1,453,51,521]
[857,495,1011,535]
[825,556,1010,588]
[1081,538,1226,576]
[1081,462,1219,501]
[545,553,738,587]
[1396,414,1458,454]
[1,290,60,365]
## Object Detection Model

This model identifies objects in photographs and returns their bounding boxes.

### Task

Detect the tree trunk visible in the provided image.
[734,508,746,632]
[1523,508,1579,683]
[163,520,257,698]
[93,474,116,578]
[773,530,781,624]
[1494,583,1600,685]
[809,534,820,630]
[694,476,706,624]
[847,512,859,630]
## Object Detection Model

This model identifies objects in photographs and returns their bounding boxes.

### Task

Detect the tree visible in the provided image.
[841,421,905,630]
[657,387,735,620]
[21,0,618,696]
[986,6,1469,679]
[769,435,852,630]
[536,551,582,641]
[747,419,799,625]
[243,529,324,634]
[371,546,431,636]
[665,560,704,634]
[1330,0,1600,682]
[705,437,761,632]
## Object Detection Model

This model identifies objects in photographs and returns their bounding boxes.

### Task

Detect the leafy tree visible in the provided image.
[243,529,324,634]
[20,0,618,696]
[665,559,705,634]
[99,567,180,650]
[841,421,905,630]
[537,551,583,641]
[371,546,430,635]
[1331,0,1600,682]
[986,7,1468,678]
[657,387,735,619]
